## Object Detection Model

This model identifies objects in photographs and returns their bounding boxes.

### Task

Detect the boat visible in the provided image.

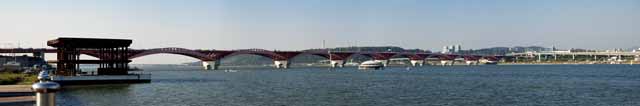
[358,60,384,70]
[479,59,498,65]
[2,61,21,71]
[483,61,498,65]
[3,43,22,71]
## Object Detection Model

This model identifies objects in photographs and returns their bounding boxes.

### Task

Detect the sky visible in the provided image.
[0,0,638,64]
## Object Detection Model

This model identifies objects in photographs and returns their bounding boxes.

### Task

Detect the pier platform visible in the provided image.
[52,74,151,85]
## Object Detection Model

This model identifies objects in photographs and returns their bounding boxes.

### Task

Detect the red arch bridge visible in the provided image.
[0,48,506,70]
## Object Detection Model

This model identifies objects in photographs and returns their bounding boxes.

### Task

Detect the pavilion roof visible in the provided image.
[47,37,132,48]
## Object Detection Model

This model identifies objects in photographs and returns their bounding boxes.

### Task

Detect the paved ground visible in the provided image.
[0,85,35,106]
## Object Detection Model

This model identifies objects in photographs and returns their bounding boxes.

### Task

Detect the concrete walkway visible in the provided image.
[0,85,35,106]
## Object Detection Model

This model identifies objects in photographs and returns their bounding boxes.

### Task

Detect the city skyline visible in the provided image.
[1,0,638,63]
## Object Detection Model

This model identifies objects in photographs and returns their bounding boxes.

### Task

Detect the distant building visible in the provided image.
[449,45,455,53]
[441,45,462,53]
[442,46,449,53]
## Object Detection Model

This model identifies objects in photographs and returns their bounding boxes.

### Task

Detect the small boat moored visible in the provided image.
[358,60,384,70]
[480,59,498,65]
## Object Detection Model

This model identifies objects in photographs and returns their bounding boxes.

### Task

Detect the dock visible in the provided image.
[52,74,151,85]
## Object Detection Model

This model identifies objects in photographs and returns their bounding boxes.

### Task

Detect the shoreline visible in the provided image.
[0,85,34,106]
[500,62,639,65]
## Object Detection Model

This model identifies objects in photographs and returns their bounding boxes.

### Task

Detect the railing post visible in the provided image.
[32,71,61,106]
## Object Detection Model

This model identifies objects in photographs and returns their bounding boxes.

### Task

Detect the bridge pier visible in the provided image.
[274,60,290,69]
[202,61,220,70]
[440,60,454,66]
[375,60,390,67]
[330,60,345,68]
[410,60,424,67]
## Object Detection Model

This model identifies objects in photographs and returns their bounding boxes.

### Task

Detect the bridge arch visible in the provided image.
[427,54,459,60]
[219,49,285,60]
[481,55,504,61]
[287,52,332,64]
[346,53,377,60]
[127,47,212,61]
[297,51,331,59]
[390,53,431,60]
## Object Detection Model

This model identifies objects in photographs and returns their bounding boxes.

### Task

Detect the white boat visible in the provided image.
[3,61,21,71]
[479,59,498,65]
[358,60,383,70]
[483,61,498,65]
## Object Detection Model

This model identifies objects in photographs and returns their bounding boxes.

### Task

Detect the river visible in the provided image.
[56,65,640,106]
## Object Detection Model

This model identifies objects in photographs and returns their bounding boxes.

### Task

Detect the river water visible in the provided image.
[56,65,640,106]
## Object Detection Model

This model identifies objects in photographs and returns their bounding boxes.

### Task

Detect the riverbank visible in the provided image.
[0,85,34,106]
[502,61,639,65]
[0,73,37,85]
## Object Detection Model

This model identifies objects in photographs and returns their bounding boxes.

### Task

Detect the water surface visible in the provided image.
[57,65,640,106]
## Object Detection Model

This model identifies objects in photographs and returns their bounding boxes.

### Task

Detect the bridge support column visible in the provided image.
[440,60,454,66]
[375,60,390,67]
[410,60,424,67]
[330,60,345,68]
[202,61,220,70]
[274,60,290,69]
[537,54,541,62]
[465,60,479,65]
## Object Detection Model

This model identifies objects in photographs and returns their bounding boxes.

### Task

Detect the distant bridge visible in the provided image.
[0,48,505,70]
[507,51,640,62]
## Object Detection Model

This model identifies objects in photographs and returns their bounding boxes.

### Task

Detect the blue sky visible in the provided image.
[1,0,638,63]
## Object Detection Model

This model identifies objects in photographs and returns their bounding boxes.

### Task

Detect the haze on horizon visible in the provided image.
[1,0,638,64]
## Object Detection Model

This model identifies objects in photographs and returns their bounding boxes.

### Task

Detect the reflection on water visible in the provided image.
[58,84,133,106]
[57,65,640,106]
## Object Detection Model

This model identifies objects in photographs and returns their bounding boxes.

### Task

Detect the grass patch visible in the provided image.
[0,72,37,85]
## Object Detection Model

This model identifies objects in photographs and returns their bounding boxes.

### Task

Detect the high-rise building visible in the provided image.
[442,46,449,53]
[442,45,463,53]
[450,45,455,53]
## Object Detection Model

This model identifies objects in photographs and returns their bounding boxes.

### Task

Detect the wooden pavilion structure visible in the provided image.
[47,38,132,76]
